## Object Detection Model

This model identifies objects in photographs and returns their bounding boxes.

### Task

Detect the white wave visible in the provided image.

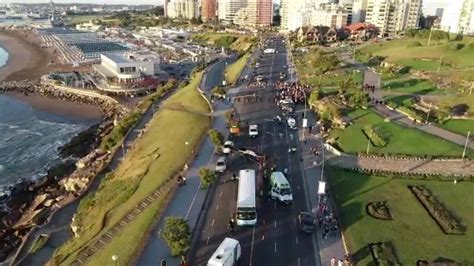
[16,129,44,136]
[0,123,19,129]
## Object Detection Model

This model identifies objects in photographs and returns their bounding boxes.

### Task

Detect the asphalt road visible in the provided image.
[191,36,318,266]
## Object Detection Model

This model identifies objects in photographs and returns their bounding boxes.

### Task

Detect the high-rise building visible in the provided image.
[166,0,200,19]
[257,0,273,26]
[218,0,248,23]
[435,8,444,18]
[366,0,421,36]
[233,0,272,26]
[280,0,308,31]
[308,3,349,28]
[440,0,473,35]
[351,0,368,23]
[201,0,217,21]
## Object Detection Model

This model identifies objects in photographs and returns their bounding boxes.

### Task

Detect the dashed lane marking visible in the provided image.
[274,242,277,253]
[219,191,223,198]
[216,204,219,211]
[296,236,299,244]
[298,257,302,266]
[274,220,277,229]
[211,219,215,227]
[206,236,210,245]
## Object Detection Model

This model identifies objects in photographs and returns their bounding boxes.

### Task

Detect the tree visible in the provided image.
[211,86,226,98]
[349,91,370,107]
[308,89,321,107]
[208,129,224,147]
[159,217,190,256]
[199,168,217,188]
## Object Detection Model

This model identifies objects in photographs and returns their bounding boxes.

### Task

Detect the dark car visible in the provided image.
[298,212,315,233]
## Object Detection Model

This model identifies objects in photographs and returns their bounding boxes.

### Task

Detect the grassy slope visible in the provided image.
[439,119,474,136]
[330,109,472,157]
[328,168,474,264]
[357,38,474,70]
[382,78,442,95]
[225,53,251,85]
[192,33,254,52]
[54,73,211,264]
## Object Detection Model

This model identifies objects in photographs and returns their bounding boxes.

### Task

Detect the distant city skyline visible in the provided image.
[4,0,447,16]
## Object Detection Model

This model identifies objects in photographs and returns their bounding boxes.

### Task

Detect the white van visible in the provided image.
[270,172,293,204]
[207,238,241,266]
[249,124,258,137]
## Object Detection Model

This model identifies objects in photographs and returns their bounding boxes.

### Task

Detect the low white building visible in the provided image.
[93,53,158,84]
[75,21,101,32]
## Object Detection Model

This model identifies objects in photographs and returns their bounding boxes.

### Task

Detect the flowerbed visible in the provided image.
[367,201,393,220]
[363,125,387,147]
[369,242,400,265]
[409,185,466,235]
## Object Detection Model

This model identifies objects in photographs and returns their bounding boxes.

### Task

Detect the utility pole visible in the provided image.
[462,131,471,159]
[437,56,443,73]
[366,139,371,154]
[427,26,433,47]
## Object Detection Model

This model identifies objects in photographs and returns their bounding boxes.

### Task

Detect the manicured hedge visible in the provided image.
[367,201,393,220]
[363,125,387,147]
[409,185,465,235]
[397,106,424,122]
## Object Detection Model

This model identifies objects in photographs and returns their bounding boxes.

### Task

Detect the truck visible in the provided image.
[270,171,293,204]
[207,238,241,266]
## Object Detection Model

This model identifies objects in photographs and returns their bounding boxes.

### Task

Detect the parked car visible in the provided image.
[298,212,315,233]
[223,141,234,154]
[215,157,227,173]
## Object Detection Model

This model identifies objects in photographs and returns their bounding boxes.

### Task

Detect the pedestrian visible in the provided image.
[338,260,344,266]
[331,257,337,266]
[160,259,166,266]
[309,125,313,133]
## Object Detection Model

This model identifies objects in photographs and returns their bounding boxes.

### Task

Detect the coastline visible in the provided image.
[0,30,51,82]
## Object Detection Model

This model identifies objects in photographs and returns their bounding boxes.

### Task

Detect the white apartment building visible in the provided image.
[280,0,308,31]
[366,0,421,36]
[351,0,368,23]
[218,0,248,23]
[440,0,474,35]
[308,3,349,28]
[166,0,199,19]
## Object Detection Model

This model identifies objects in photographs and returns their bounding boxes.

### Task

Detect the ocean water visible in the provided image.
[0,95,94,193]
[0,46,7,68]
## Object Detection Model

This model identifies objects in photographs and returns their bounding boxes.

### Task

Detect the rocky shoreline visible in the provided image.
[0,80,124,262]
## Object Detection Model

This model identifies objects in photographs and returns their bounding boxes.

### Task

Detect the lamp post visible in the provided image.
[111,255,118,266]
[184,141,189,169]
[462,131,471,159]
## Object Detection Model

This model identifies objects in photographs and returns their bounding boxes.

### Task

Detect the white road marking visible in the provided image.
[211,219,215,227]
[219,191,223,198]
[206,236,210,245]
[249,227,256,266]
[262,235,265,240]
[298,257,301,266]
[274,242,277,253]
[216,204,219,211]
[274,220,277,229]
[296,236,299,244]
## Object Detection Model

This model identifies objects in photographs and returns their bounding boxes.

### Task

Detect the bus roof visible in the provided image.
[208,238,240,266]
[237,169,256,208]
[271,172,290,187]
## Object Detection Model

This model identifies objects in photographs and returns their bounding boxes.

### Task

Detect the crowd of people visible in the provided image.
[317,196,339,240]
[274,81,310,104]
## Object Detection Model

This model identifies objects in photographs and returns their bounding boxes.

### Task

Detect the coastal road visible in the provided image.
[14,63,198,266]
[190,36,320,266]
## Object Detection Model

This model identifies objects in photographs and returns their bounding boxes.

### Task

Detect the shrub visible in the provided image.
[363,125,387,147]
[397,106,424,122]
[159,216,191,256]
[214,35,237,48]
[468,42,474,49]
[208,129,224,147]
[199,168,217,188]
[211,86,226,97]
[386,101,398,109]
[448,43,465,51]
[409,185,466,235]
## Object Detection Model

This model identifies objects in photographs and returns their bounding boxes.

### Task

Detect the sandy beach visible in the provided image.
[0,30,52,82]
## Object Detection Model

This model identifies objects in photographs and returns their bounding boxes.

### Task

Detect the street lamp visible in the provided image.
[111,255,118,266]
[184,141,190,169]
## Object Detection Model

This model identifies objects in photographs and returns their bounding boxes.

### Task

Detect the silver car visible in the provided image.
[215,157,227,173]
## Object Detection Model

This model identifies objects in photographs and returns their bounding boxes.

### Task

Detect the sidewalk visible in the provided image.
[137,60,231,265]
[297,112,348,265]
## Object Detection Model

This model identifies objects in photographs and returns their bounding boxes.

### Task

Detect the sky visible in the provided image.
[4,0,447,16]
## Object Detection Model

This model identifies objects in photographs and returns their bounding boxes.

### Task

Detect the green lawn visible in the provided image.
[439,119,474,136]
[382,78,441,95]
[357,37,474,70]
[225,53,251,85]
[330,109,473,157]
[328,168,474,264]
[52,72,211,265]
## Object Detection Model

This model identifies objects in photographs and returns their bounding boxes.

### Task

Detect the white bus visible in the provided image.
[236,169,257,226]
[207,238,241,266]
